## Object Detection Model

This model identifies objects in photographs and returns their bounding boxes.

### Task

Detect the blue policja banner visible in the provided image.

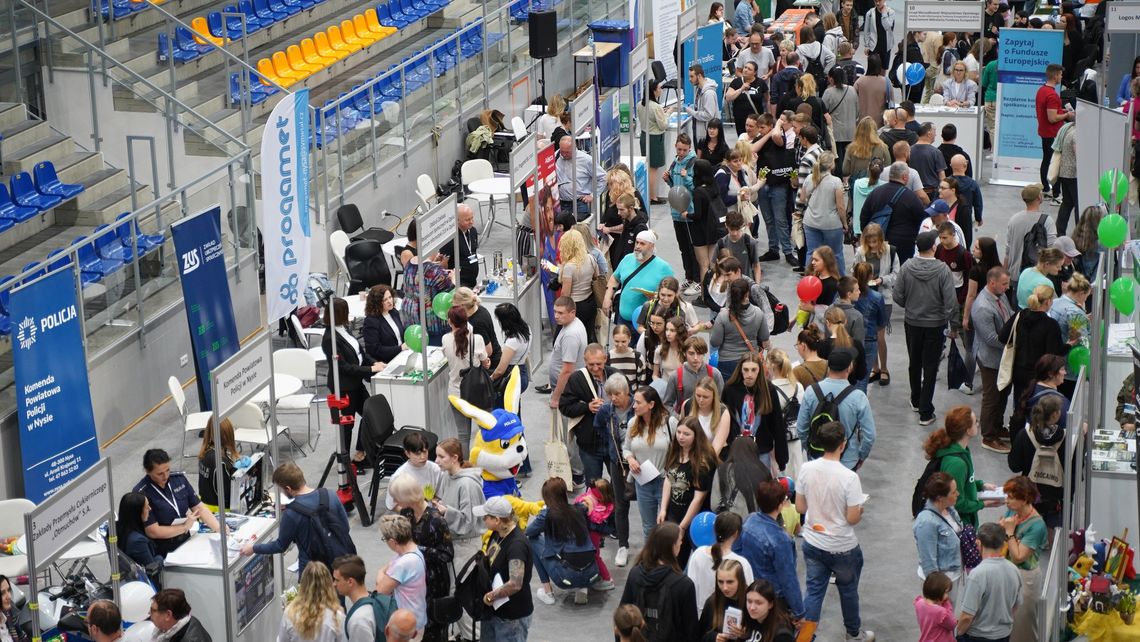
[993,28,1063,185]
[261,88,312,323]
[11,269,101,502]
[171,206,240,410]
[599,91,621,169]
[682,23,725,109]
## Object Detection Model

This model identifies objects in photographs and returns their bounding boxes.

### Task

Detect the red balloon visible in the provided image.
[797,276,823,303]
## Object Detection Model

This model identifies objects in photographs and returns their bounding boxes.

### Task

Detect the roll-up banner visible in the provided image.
[652,0,681,81]
[262,88,312,323]
[682,23,725,108]
[11,268,100,502]
[600,90,622,169]
[172,205,240,410]
[992,28,1064,185]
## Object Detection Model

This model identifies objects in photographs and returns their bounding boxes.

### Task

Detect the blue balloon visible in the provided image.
[708,348,719,368]
[905,62,926,86]
[632,303,644,326]
[689,511,717,547]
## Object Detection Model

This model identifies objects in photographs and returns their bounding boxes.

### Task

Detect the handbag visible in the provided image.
[591,263,609,306]
[946,338,968,390]
[924,509,982,570]
[997,311,1019,391]
[459,339,497,411]
[1046,146,1062,184]
[545,413,574,488]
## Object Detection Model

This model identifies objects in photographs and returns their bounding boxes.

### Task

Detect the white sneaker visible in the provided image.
[846,630,875,642]
[574,588,589,604]
[958,383,975,395]
[615,546,629,567]
[536,587,556,605]
[592,578,616,591]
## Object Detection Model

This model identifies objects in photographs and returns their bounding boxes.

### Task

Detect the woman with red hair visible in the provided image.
[921,406,1001,527]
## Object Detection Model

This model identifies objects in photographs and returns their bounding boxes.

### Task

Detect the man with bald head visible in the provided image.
[949,153,982,251]
[85,600,123,642]
[438,203,480,287]
[555,135,606,221]
[385,609,418,642]
[879,106,917,150]
[859,161,928,262]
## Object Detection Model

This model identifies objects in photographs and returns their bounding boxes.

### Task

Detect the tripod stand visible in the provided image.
[317,393,373,526]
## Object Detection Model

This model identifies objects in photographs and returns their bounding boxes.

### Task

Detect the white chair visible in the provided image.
[231,401,292,465]
[170,376,212,462]
[460,158,496,226]
[290,314,326,364]
[511,116,527,141]
[0,498,34,577]
[273,348,319,450]
[329,230,352,294]
[415,174,437,213]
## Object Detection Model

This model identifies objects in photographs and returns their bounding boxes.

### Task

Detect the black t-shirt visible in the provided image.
[968,263,988,295]
[485,526,533,619]
[816,275,839,307]
[729,77,768,130]
[197,448,235,508]
[665,458,715,521]
[468,305,502,370]
[757,138,794,187]
[697,138,728,166]
[437,227,479,288]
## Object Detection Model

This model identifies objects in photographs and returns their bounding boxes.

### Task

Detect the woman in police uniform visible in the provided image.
[132,448,223,555]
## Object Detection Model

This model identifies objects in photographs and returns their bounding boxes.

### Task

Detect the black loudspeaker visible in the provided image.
[529,10,558,59]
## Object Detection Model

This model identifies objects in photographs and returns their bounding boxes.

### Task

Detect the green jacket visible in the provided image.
[935,442,984,527]
[980,61,997,103]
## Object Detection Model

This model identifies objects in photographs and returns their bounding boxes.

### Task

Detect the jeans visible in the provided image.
[580,449,606,486]
[481,615,532,642]
[531,546,600,588]
[978,365,1012,440]
[804,225,846,275]
[606,459,631,547]
[1057,176,1078,234]
[673,220,700,283]
[717,358,739,382]
[635,475,664,539]
[756,184,793,255]
[803,540,864,636]
[864,340,878,384]
[904,323,945,419]
[560,198,592,221]
[1040,137,1056,195]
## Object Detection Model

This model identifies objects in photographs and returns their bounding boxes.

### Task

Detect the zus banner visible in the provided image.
[261,88,312,322]
[11,269,100,502]
[682,23,725,109]
[993,28,1063,185]
[172,206,240,410]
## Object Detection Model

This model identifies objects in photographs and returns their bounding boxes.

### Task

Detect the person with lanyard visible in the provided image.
[438,204,480,289]
[133,448,223,556]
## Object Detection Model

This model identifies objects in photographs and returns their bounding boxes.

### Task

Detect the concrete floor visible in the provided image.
[94,159,1051,640]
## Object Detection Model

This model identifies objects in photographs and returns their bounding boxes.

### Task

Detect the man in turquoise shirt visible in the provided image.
[602,230,674,338]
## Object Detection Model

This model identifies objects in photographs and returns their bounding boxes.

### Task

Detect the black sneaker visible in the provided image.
[792,265,805,273]
[919,414,936,426]
[784,254,798,266]
[533,383,552,394]
[760,250,780,262]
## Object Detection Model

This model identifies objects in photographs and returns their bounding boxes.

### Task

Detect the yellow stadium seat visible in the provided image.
[314,31,348,61]
[340,20,369,48]
[301,38,337,66]
[286,44,321,74]
[352,15,381,43]
[272,51,307,82]
[327,25,362,54]
[191,16,226,47]
[257,58,293,88]
[365,9,397,37]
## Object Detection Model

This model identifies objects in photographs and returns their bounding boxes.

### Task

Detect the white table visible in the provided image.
[382,235,409,258]
[347,293,367,320]
[249,373,303,404]
[371,348,449,437]
[468,176,514,238]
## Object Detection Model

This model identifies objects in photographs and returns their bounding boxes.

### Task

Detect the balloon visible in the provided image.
[403,324,424,352]
[1099,169,1130,206]
[1098,213,1128,249]
[667,185,691,212]
[119,582,156,624]
[1068,345,1090,375]
[905,62,927,86]
[632,303,644,326]
[1110,276,1136,315]
[689,511,717,547]
[796,276,823,303]
[432,291,454,319]
[708,348,719,368]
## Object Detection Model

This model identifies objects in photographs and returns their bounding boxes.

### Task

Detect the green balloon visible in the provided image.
[403,324,424,352]
[1098,213,1129,249]
[1099,169,1130,206]
[432,291,454,319]
[1110,276,1136,315]
[1068,345,1090,375]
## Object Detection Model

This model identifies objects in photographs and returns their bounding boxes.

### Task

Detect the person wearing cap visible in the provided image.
[1015,246,1065,309]
[894,230,956,426]
[1003,184,1056,300]
[916,199,965,251]
[603,230,675,337]
[735,479,805,620]
[474,496,534,641]
[859,162,928,262]
[795,349,876,470]
[1046,236,1079,296]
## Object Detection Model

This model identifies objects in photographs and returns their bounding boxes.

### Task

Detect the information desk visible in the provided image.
[913,106,983,181]
[371,348,449,434]
[163,516,282,642]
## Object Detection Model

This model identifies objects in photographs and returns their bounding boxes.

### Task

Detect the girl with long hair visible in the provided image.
[1008,394,1066,532]
[853,223,899,384]
[490,302,532,388]
[684,376,732,454]
[722,354,787,471]
[792,324,829,387]
[1071,205,1103,280]
[851,263,888,395]
[198,416,238,510]
[824,306,867,386]
[637,307,670,382]
[361,283,406,363]
[710,437,773,518]
[657,317,689,378]
[0,574,28,642]
[697,118,729,166]
[961,237,1001,332]
[766,347,805,478]
[115,492,164,579]
[692,158,725,281]
[613,604,648,642]
[618,523,699,642]
[921,406,999,527]
[640,79,671,203]
[697,559,749,639]
[278,561,344,642]
[801,247,841,324]
[1016,354,1070,433]
[1050,273,1092,396]
[735,580,795,642]
[435,437,486,540]
[659,417,720,568]
[850,157,884,228]
[527,477,600,605]
[558,229,600,343]
[687,512,755,615]
[710,279,769,380]
[637,276,701,334]
[623,387,678,538]
[800,152,848,275]
[442,305,489,446]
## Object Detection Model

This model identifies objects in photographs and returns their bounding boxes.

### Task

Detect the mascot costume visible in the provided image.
[449,366,528,498]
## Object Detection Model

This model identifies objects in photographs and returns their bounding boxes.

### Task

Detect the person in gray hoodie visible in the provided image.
[894,230,956,426]
[435,437,487,540]
[686,64,721,143]
[710,278,771,381]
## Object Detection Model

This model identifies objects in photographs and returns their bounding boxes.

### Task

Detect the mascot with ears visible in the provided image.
[449,366,529,498]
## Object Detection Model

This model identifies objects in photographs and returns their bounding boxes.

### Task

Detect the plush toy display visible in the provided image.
[450,366,529,499]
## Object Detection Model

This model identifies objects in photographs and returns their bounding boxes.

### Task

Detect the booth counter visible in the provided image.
[371,348,449,435]
[163,516,282,642]
[482,272,544,369]
[1095,325,1139,541]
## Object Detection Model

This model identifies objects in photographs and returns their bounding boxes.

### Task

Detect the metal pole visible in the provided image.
[1087,250,1109,523]
[8,1,24,106]
[148,138,162,229]
[401,68,409,168]
[335,103,345,205]
[131,223,146,345]
[94,0,107,83]
[85,48,102,152]
[369,82,379,189]
[42,0,54,85]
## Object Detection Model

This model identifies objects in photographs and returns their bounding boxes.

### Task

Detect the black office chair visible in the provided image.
[651,60,679,107]
[337,203,394,245]
[344,239,391,294]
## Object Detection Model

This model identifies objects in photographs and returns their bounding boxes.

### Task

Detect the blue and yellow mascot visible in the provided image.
[448,366,528,498]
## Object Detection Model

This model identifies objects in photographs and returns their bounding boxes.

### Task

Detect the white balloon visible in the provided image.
[119,581,156,624]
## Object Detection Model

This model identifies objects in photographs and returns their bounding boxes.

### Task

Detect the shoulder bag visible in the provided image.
[612,256,655,321]
[997,311,1020,391]
[546,413,574,488]
[730,311,760,359]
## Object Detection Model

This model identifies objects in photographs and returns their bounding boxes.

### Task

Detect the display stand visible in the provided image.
[414,193,459,428]
[570,86,599,225]
[629,39,649,184]
[675,6,697,139]
[23,459,119,641]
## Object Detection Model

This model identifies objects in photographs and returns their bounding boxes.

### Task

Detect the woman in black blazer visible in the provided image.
[361,284,406,363]
[322,297,384,463]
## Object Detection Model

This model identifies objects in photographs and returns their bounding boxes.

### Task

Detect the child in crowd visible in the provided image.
[385,431,446,510]
[608,324,645,388]
[933,221,973,336]
[575,478,616,586]
[714,211,763,282]
[914,571,957,642]
[834,276,866,345]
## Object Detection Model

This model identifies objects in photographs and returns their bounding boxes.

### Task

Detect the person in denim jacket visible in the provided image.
[733,479,804,619]
[913,472,964,588]
[592,373,635,567]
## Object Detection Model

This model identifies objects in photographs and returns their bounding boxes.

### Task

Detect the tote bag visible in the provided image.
[997,312,1020,391]
[545,414,574,488]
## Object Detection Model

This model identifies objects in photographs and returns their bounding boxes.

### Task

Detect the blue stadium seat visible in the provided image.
[225,4,263,33]
[230,72,277,105]
[374,2,409,28]
[268,0,300,17]
[75,236,116,281]
[236,0,267,29]
[10,172,61,211]
[46,248,73,272]
[94,223,134,263]
[115,212,164,255]
[20,262,46,285]
[0,184,37,223]
[0,276,14,336]
[33,161,84,200]
[252,0,286,22]
[158,32,197,64]
[176,26,212,56]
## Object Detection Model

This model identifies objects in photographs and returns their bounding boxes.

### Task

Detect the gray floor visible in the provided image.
[96,158,1050,640]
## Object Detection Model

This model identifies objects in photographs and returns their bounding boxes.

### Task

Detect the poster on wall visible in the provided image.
[993,28,1063,185]
[652,0,681,81]
[535,143,558,330]
[172,206,240,410]
[11,269,101,502]
[599,91,622,169]
[681,23,725,112]
[261,88,312,324]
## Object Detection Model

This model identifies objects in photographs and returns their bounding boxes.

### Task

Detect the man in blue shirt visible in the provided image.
[734,479,803,619]
[133,449,223,555]
[601,230,675,337]
[795,351,876,470]
[554,136,606,220]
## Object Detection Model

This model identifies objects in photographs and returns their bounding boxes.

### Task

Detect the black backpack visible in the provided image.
[867,186,906,231]
[805,47,828,96]
[286,488,357,569]
[807,382,856,458]
[774,385,800,444]
[345,591,398,640]
[459,338,497,411]
[911,451,970,517]
[635,569,685,640]
[836,59,860,87]
[1020,214,1050,272]
[454,550,495,621]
